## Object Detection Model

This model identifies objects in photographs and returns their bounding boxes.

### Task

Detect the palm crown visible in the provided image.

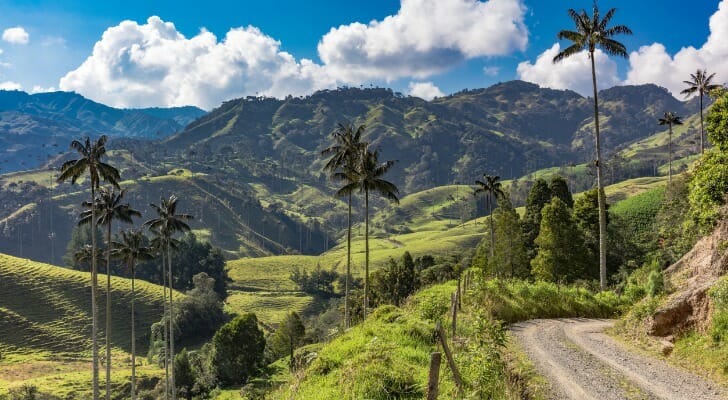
[57,135,120,190]
[553,3,632,62]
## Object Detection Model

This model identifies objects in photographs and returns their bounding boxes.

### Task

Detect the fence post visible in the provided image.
[451,292,458,337]
[435,321,463,391]
[426,352,441,400]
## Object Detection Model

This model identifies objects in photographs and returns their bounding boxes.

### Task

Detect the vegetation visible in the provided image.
[657,111,683,182]
[553,0,632,291]
[211,314,265,386]
[474,174,505,258]
[681,69,720,153]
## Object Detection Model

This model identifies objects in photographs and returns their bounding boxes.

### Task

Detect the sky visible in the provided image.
[0,0,723,110]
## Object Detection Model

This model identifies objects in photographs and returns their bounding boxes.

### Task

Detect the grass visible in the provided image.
[224,291,314,325]
[0,253,173,397]
[610,186,665,244]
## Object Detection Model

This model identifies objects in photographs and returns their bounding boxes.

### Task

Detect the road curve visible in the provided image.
[510,318,726,400]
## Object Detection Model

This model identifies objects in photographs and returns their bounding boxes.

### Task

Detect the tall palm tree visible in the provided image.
[338,146,399,319]
[681,69,720,154]
[111,229,153,400]
[57,135,119,400]
[474,174,505,260]
[80,188,140,400]
[321,123,367,328]
[145,195,192,400]
[552,1,631,291]
[658,112,684,183]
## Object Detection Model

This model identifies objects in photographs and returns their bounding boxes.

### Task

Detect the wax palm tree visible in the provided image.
[321,123,367,328]
[57,135,119,400]
[80,187,140,400]
[145,195,192,400]
[111,229,153,400]
[681,69,720,154]
[474,174,505,260]
[552,1,631,291]
[338,146,398,319]
[658,112,683,183]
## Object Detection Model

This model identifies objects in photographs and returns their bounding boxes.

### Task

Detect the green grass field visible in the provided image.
[0,253,172,397]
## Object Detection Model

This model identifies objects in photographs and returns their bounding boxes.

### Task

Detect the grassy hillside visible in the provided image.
[0,253,173,397]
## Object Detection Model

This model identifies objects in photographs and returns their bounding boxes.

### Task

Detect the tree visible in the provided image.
[57,135,120,400]
[211,313,265,386]
[111,229,153,400]
[174,349,195,400]
[531,197,591,282]
[553,1,632,290]
[370,251,419,306]
[337,146,399,319]
[522,178,552,256]
[321,122,367,328]
[145,195,193,400]
[658,111,683,182]
[681,69,720,154]
[548,176,574,208]
[474,174,505,258]
[490,196,529,279]
[80,188,140,399]
[706,87,728,152]
[64,224,104,269]
[269,312,306,367]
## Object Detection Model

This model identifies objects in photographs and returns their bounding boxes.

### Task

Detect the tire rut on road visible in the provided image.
[510,318,726,400]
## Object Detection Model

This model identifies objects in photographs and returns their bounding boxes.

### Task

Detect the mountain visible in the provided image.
[0,81,705,264]
[0,90,205,172]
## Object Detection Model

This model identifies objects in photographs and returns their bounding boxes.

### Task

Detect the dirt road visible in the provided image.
[510,318,726,400]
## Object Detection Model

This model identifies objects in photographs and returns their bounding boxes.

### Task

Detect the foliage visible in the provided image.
[289,264,339,296]
[268,312,306,364]
[489,197,529,279]
[609,186,665,250]
[656,176,699,264]
[689,149,728,230]
[211,313,266,386]
[174,349,196,400]
[548,176,574,208]
[531,197,592,282]
[63,224,105,269]
[370,251,419,306]
[522,178,552,254]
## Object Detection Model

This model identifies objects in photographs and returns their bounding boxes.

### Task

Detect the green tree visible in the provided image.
[80,188,140,399]
[548,176,573,208]
[145,195,193,400]
[531,197,591,282]
[522,178,552,256]
[63,224,104,269]
[211,313,265,386]
[490,196,529,279]
[111,229,153,400]
[371,251,419,306]
[553,2,632,290]
[338,146,399,319]
[57,135,120,400]
[658,112,684,182]
[269,312,306,367]
[174,349,195,400]
[321,122,367,328]
[474,174,505,258]
[681,69,720,153]
[707,87,728,151]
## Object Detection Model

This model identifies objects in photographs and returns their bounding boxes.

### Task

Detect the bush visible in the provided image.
[211,313,266,386]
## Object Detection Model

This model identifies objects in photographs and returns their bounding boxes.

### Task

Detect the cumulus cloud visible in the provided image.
[625,1,728,97]
[0,81,22,90]
[59,17,335,109]
[2,27,29,44]
[408,81,444,100]
[319,0,528,82]
[516,43,620,96]
[30,85,56,93]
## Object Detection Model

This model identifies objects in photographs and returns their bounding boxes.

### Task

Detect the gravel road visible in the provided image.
[510,318,726,400]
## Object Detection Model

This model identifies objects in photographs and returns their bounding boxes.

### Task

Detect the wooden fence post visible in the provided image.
[451,292,458,337]
[426,352,441,400]
[435,321,463,391]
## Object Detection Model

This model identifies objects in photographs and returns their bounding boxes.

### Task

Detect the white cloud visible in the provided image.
[59,16,335,109]
[2,27,29,44]
[30,85,56,93]
[483,66,500,76]
[0,81,22,90]
[516,43,620,96]
[625,1,728,97]
[319,0,528,83]
[408,81,444,100]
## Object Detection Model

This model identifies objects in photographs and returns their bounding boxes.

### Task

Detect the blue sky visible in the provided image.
[0,0,723,109]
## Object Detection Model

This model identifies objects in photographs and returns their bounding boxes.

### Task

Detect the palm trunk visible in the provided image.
[131,264,137,400]
[105,222,112,400]
[668,124,673,183]
[700,93,704,154]
[345,193,351,328]
[364,189,369,320]
[591,53,608,291]
[488,194,494,259]
[91,186,100,400]
[168,244,176,400]
[161,249,169,400]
